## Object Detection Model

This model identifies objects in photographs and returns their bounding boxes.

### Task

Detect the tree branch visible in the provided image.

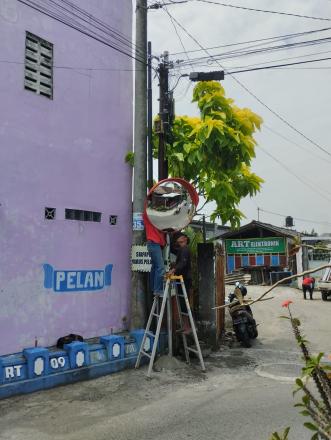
[212,264,331,310]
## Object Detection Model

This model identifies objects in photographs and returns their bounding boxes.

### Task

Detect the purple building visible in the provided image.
[0,1,133,356]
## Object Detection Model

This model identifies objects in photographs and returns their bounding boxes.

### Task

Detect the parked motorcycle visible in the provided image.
[228,284,258,348]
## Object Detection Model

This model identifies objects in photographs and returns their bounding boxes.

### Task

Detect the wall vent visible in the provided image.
[24,32,53,99]
[45,207,56,220]
[65,209,102,223]
[109,215,118,225]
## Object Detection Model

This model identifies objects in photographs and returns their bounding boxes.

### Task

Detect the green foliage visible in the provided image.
[269,427,290,440]
[159,81,264,228]
[274,306,331,439]
[125,151,134,167]
[184,226,203,258]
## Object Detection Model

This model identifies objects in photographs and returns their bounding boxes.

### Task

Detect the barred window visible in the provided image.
[24,32,53,99]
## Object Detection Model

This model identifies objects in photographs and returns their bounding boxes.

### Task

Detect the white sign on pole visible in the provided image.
[133,212,144,231]
[131,245,152,272]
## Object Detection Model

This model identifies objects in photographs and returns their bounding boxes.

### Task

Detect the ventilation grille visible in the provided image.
[24,32,53,98]
[109,215,118,225]
[45,207,56,220]
[65,209,102,222]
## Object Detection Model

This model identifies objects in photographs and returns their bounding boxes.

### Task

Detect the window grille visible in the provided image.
[65,209,102,223]
[24,31,53,99]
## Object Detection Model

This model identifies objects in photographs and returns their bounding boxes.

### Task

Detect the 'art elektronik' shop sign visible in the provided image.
[225,237,285,254]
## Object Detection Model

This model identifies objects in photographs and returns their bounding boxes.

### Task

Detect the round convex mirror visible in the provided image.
[145,178,199,232]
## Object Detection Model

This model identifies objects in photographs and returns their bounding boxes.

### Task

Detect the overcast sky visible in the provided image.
[146,0,331,234]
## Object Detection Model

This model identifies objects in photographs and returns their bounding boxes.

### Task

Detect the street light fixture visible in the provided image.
[189,71,224,82]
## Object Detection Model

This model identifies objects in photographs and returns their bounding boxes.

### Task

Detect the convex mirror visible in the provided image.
[145,178,199,232]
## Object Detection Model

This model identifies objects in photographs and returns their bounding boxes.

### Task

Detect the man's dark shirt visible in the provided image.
[174,245,192,286]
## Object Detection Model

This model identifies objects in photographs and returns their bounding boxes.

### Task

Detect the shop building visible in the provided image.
[222,221,300,284]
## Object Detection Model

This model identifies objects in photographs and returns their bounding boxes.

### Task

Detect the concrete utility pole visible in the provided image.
[131,0,147,328]
[147,41,153,189]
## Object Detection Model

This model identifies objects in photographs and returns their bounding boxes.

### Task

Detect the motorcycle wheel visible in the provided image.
[249,321,258,339]
[237,324,251,348]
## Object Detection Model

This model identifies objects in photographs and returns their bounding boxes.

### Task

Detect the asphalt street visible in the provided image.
[0,285,329,440]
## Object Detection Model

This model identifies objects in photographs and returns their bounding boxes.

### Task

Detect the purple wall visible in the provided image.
[0,0,133,355]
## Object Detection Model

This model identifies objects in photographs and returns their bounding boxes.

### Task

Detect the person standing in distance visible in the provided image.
[302,276,315,300]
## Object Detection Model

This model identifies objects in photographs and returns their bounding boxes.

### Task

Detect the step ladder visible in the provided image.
[135,275,206,377]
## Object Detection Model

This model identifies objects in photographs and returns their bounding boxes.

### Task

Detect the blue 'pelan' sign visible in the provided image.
[43,264,113,293]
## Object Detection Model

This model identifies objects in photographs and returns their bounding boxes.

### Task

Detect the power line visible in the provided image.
[264,125,331,166]
[171,26,331,56]
[258,147,331,203]
[51,0,143,55]
[258,208,331,227]
[217,49,331,72]
[226,56,331,74]
[161,1,195,71]
[176,36,331,67]
[163,9,331,159]
[0,59,144,72]
[17,0,147,65]
[191,0,331,22]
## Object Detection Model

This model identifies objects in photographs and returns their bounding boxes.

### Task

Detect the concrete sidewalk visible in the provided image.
[0,285,329,440]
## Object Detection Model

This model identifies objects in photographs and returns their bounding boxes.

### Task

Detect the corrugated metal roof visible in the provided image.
[221,220,300,239]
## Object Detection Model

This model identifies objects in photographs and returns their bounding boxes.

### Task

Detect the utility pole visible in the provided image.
[158,51,170,180]
[257,207,260,221]
[131,0,147,328]
[147,41,153,189]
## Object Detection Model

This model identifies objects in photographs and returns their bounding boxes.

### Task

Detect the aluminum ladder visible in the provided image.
[135,275,206,377]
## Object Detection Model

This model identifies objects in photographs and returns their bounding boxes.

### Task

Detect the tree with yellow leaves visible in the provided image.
[165,81,264,228]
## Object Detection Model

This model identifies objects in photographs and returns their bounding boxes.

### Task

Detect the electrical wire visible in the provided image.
[226,56,331,74]
[176,80,193,101]
[185,0,331,22]
[163,9,331,160]
[263,125,331,166]
[161,0,195,71]
[171,26,331,56]
[176,36,331,67]
[17,0,147,65]
[50,0,143,54]
[258,147,331,203]
[0,59,144,72]
[258,208,331,227]
[215,49,331,72]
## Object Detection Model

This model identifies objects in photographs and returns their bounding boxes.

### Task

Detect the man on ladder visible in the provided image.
[135,272,206,377]
[135,178,205,377]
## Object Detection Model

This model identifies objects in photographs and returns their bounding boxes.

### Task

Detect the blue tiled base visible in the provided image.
[0,331,167,399]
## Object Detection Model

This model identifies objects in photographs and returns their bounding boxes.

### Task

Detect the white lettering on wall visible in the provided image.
[94,272,104,288]
[50,357,65,369]
[66,272,76,289]
[56,272,65,290]
[76,272,84,289]
[84,272,94,288]
[5,365,22,379]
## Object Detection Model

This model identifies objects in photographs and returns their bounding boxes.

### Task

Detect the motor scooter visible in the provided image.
[228,286,258,348]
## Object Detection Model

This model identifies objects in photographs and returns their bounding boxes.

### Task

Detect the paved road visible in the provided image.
[0,286,329,440]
